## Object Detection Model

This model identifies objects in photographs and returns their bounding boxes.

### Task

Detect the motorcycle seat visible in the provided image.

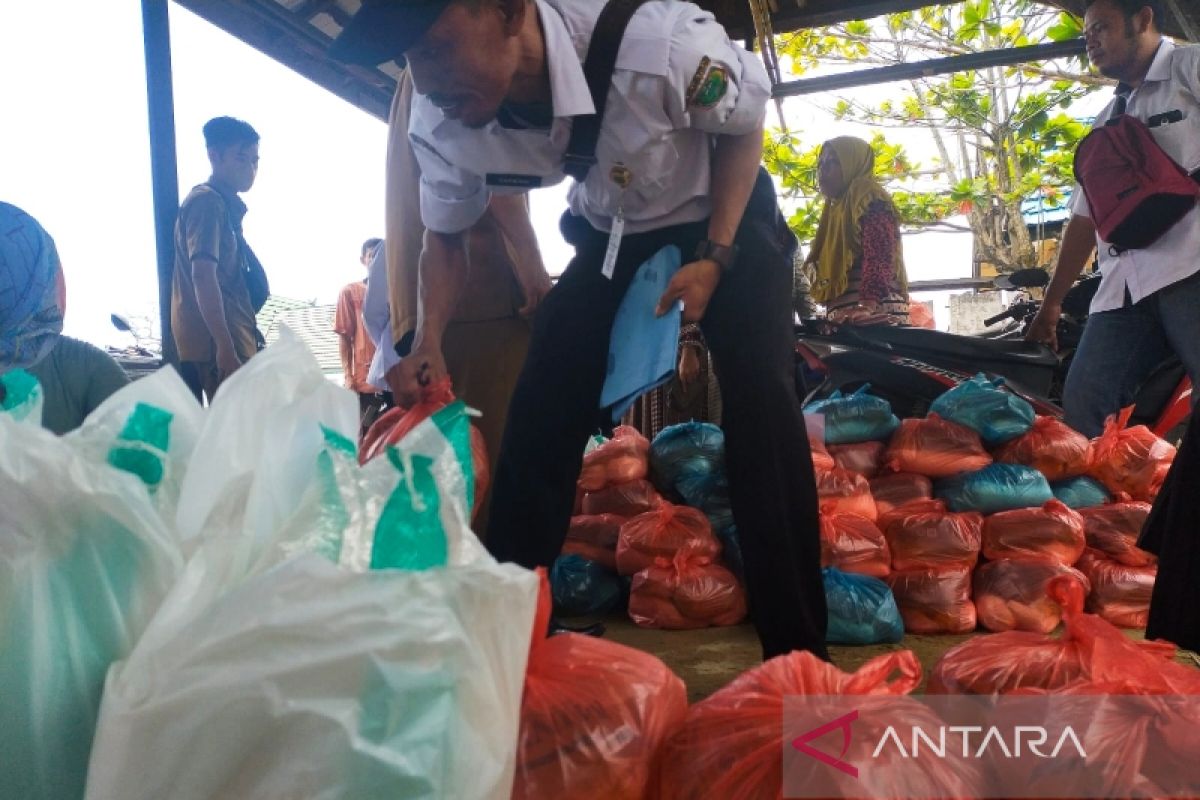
[817,324,1060,369]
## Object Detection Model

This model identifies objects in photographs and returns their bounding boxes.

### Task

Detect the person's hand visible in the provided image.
[1025,304,1061,351]
[215,344,243,381]
[385,342,448,407]
[656,259,721,323]
[515,262,554,318]
[677,345,701,389]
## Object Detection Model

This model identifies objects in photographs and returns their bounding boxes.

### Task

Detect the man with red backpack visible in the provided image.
[1027,0,1200,437]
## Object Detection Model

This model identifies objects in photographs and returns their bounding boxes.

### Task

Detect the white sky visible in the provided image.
[1,2,1104,344]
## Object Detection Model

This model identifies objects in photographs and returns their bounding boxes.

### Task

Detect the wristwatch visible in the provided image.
[694,239,739,272]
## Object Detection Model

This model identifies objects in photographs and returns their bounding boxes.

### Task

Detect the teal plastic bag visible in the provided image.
[1052,476,1112,509]
[551,554,625,615]
[804,385,900,445]
[929,373,1035,446]
[936,464,1054,513]
[0,368,42,424]
[824,567,905,645]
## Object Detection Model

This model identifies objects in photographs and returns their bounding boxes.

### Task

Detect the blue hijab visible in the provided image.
[0,202,63,371]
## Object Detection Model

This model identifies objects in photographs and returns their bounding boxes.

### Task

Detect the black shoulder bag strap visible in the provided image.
[562,0,651,181]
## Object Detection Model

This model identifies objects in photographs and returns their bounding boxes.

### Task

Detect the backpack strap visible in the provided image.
[562,0,651,181]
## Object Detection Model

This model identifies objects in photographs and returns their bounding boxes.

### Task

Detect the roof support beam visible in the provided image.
[773,38,1087,97]
[1164,0,1199,43]
[141,0,180,365]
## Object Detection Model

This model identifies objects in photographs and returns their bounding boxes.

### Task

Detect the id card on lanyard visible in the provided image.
[601,163,632,279]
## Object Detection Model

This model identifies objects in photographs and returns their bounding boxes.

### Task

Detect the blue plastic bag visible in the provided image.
[551,554,625,616]
[928,373,1035,446]
[936,463,1054,513]
[1052,476,1112,509]
[650,422,725,502]
[823,568,904,645]
[803,385,900,445]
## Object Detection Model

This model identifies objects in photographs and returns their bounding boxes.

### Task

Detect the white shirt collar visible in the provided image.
[1143,37,1175,84]
[535,0,594,119]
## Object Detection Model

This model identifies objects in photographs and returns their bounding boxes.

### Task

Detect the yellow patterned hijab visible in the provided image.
[808,137,907,304]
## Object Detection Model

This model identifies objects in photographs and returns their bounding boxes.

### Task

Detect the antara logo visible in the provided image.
[791,712,1088,776]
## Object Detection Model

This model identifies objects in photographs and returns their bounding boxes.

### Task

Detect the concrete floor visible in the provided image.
[595,616,1200,702]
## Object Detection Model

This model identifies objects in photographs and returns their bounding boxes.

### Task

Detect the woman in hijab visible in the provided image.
[803,136,910,325]
[0,201,128,433]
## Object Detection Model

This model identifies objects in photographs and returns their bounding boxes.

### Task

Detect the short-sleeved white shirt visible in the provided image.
[1070,39,1200,313]
[408,0,771,235]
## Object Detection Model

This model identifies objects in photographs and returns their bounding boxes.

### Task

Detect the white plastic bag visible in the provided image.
[0,416,183,800]
[64,366,204,516]
[174,327,358,558]
[88,384,538,800]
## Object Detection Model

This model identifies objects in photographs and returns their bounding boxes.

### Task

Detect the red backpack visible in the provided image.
[1074,112,1200,252]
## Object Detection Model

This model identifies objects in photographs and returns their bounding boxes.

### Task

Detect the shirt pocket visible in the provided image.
[1147,106,1199,171]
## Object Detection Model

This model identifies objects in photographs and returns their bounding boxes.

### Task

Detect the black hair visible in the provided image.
[202,116,260,151]
[1084,0,1164,31]
[361,237,383,258]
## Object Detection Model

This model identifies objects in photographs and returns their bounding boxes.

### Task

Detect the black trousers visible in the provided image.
[1139,412,1199,651]
[487,170,828,659]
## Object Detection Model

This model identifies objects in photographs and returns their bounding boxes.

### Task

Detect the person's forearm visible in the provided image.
[338,336,354,383]
[192,259,237,354]
[708,124,765,246]
[413,230,467,351]
[488,193,543,275]
[1046,215,1097,307]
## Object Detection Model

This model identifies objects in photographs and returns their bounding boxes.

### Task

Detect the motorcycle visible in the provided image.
[796,268,1192,442]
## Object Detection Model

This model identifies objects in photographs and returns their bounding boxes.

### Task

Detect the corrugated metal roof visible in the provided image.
[259,297,343,375]
[170,0,1193,123]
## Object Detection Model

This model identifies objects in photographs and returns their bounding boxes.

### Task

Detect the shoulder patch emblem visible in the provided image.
[686,57,729,109]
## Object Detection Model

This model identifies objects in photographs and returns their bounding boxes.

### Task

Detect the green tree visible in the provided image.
[767,0,1106,272]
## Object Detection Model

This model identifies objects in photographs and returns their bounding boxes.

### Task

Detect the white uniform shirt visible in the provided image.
[363,244,400,389]
[1070,39,1200,313]
[408,0,771,235]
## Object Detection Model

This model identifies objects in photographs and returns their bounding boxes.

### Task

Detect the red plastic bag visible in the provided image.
[582,479,664,518]
[1079,501,1156,567]
[884,414,992,478]
[909,300,936,329]
[993,415,1091,480]
[878,499,982,571]
[868,472,933,515]
[1089,406,1176,500]
[819,509,891,578]
[656,651,982,800]
[981,499,1086,567]
[815,467,877,520]
[615,503,719,576]
[928,575,1199,694]
[973,560,1091,633]
[628,553,747,629]
[513,572,688,799]
[828,441,886,478]
[358,378,490,519]
[887,566,976,634]
[564,514,625,569]
[578,426,650,492]
[1076,548,1157,629]
[805,414,836,474]
[560,540,616,570]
